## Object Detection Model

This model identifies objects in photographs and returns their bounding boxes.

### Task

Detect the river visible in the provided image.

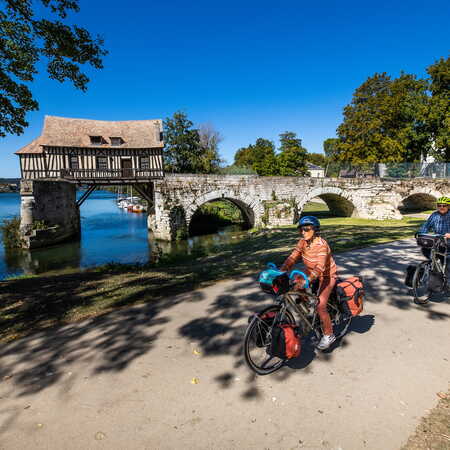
[0,190,247,280]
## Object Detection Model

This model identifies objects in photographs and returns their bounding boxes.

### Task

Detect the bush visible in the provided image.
[0,216,22,248]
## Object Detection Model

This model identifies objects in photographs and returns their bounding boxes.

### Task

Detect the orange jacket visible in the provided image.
[281,237,337,281]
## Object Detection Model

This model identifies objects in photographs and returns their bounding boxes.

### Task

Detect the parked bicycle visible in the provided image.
[408,233,449,305]
[243,264,363,375]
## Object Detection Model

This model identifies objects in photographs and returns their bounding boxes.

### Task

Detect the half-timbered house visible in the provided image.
[16,115,164,182]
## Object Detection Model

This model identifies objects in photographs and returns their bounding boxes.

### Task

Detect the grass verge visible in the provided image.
[0,215,424,343]
[403,388,450,449]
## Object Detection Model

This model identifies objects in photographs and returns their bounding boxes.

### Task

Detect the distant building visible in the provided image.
[16,115,164,183]
[306,163,325,178]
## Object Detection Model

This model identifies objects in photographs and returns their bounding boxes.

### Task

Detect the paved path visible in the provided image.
[0,239,449,450]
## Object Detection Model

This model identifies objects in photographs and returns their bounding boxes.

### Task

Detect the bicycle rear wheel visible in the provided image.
[244,305,296,375]
[412,261,431,304]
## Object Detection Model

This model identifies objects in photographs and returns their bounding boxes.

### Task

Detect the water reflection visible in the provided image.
[0,190,248,279]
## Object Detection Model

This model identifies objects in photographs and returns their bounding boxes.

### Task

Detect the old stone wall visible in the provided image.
[20,180,80,249]
[149,175,450,241]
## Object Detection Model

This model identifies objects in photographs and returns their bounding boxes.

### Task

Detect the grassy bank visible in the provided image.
[403,388,450,449]
[0,215,424,343]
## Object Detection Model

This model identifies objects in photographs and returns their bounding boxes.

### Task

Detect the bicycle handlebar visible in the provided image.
[266,263,310,289]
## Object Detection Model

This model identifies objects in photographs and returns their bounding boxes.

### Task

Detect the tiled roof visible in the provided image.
[16,115,164,154]
[306,162,324,170]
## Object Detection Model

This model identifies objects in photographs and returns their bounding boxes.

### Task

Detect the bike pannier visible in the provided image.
[259,269,290,295]
[270,324,301,359]
[428,271,444,293]
[336,276,364,316]
[405,265,417,287]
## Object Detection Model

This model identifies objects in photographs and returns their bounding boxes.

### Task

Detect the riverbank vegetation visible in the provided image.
[0,214,425,343]
[0,216,21,249]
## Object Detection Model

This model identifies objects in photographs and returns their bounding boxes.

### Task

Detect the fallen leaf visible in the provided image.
[95,432,106,440]
[37,423,43,429]
[191,377,199,385]
[2,375,12,381]
[193,349,201,356]
[437,392,448,399]
[24,405,31,410]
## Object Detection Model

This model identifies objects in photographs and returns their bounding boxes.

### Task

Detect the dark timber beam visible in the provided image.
[76,184,97,207]
[133,183,154,207]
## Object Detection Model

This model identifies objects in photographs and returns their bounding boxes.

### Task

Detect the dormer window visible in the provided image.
[110,137,124,146]
[90,136,106,145]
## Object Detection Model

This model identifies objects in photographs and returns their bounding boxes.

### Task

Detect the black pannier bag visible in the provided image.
[428,271,444,293]
[259,269,290,295]
[416,234,436,248]
[405,265,417,287]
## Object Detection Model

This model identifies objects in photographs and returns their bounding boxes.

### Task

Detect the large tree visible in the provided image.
[163,112,222,174]
[277,131,308,176]
[305,152,327,168]
[336,72,431,164]
[426,57,450,160]
[234,138,278,175]
[0,0,107,137]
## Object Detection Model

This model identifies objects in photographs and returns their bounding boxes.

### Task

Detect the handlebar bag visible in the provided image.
[259,269,290,295]
[270,324,301,359]
[336,276,364,316]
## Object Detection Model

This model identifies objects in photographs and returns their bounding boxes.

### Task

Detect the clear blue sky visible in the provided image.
[1,0,449,177]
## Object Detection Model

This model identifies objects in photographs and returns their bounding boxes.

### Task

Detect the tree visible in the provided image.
[336,72,431,164]
[426,57,450,160]
[233,138,278,175]
[198,123,223,173]
[163,112,223,174]
[277,131,308,176]
[0,0,107,137]
[163,111,202,173]
[305,152,327,168]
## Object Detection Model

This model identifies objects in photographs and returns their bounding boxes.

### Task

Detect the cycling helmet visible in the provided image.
[297,215,320,230]
[437,196,450,205]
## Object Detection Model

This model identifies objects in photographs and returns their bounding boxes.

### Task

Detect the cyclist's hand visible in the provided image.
[294,276,307,291]
[444,233,450,239]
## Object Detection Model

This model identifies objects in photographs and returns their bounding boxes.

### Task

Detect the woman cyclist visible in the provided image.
[280,215,338,350]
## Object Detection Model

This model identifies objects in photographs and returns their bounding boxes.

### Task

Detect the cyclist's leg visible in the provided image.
[316,277,336,336]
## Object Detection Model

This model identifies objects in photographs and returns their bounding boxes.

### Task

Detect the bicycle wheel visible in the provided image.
[244,305,296,375]
[412,261,431,305]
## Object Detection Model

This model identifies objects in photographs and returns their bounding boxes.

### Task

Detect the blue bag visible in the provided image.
[259,267,290,295]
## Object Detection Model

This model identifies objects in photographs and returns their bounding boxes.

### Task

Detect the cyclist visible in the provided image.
[280,215,338,350]
[419,196,450,259]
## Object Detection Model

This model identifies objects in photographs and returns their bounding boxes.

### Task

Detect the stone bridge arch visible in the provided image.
[299,186,362,217]
[185,189,261,231]
[398,188,443,213]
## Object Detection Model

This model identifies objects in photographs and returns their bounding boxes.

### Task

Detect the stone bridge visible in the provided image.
[149,174,449,240]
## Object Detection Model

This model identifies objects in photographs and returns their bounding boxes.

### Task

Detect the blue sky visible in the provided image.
[1,0,449,177]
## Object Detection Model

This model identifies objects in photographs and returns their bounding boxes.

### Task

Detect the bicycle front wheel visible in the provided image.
[243,305,295,376]
[412,261,431,305]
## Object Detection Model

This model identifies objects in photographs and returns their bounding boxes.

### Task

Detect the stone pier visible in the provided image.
[20,180,80,249]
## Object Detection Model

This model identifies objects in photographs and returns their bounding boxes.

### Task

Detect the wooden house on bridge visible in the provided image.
[16,116,165,249]
[16,115,164,184]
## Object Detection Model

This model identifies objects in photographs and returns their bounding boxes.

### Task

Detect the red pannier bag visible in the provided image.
[270,324,301,359]
[336,276,364,316]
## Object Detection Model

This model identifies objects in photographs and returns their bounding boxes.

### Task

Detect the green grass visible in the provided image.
[0,214,425,343]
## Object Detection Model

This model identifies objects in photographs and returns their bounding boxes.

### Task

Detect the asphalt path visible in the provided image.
[0,239,449,450]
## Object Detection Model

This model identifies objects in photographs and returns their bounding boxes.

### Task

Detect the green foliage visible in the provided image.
[0,0,107,137]
[0,216,22,248]
[427,57,450,160]
[385,163,421,178]
[234,138,279,175]
[305,153,327,168]
[336,72,431,164]
[219,165,256,175]
[163,112,222,174]
[277,131,308,176]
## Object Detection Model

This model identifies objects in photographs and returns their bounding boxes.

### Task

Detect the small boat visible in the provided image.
[132,204,146,213]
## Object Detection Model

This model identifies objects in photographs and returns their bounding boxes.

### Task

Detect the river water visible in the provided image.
[0,190,246,280]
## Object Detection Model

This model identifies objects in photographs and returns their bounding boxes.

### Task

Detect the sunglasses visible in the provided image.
[437,204,449,208]
[299,225,314,232]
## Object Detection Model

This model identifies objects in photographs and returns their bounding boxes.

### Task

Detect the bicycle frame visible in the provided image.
[427,235,448,281]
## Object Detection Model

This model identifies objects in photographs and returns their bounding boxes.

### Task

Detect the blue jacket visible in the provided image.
[419,211,450,235]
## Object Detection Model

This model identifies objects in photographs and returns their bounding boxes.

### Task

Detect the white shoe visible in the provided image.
[317,334,336,350]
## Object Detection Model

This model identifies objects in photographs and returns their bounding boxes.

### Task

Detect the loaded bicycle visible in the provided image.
[409,233,449,304]
[243,264,363,375]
